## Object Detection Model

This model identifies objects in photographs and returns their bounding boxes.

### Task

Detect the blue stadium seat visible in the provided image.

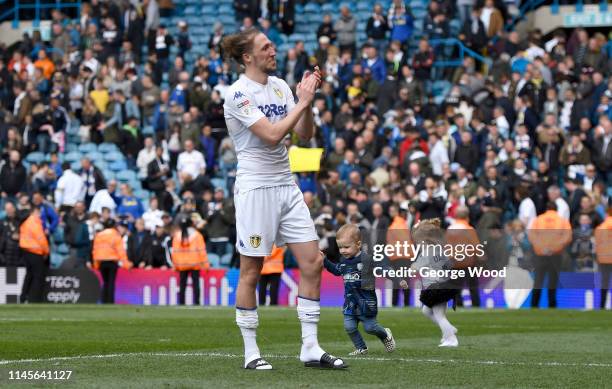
[104,151,124,162]
[65,143,79,153]
[130,180,143,191]
[103,170,115,181]
[356,1,370,11]
[184,6,197,15]
[208,253,221,267]
[78,143,97,154]
[94,160,107,170]
[218,4,233,15]
[219,15,234,25]
[98,143,119,153]
[116,170,137,182]
[201,5,217,14]
[304,2,321,13]
[450,19,462,35]
[26,152,46,164]
[86,151,104,161]
[321,3,336,13]
[109,160,127,171]
[71,161,82,171]
[64,151,82,163]
[412,8,426,19]
[134,190,150,201]
[211,177,225,189]
[142,126,155,136]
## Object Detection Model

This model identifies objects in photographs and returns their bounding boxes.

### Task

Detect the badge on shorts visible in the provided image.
[249,235,262,248]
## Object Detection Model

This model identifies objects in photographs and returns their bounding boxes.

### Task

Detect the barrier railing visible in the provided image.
[428,38,493,68]
[0,0,81,28]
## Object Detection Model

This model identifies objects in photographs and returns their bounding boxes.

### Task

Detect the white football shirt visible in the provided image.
[224,74,296,191]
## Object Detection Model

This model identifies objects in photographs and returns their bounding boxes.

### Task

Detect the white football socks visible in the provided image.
[236,308,260,366]
[297,296,325,362]
[432,303,457,339]
[421,305,437,324]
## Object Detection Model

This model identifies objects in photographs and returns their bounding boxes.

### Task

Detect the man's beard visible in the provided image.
[264,64,277,75]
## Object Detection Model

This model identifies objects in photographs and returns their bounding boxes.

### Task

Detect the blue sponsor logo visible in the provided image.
[257,104,287,118]
[233,91,245,100]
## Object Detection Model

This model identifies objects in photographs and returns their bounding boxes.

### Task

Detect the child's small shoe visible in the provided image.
[382,328,396,353]
[348,348,368,356]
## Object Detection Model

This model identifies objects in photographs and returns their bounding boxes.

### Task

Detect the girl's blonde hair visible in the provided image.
[411,218,444,245]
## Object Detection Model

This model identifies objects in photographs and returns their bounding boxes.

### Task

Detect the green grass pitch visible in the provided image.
[0,305,611,388]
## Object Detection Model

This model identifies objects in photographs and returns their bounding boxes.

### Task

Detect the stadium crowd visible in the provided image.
[0,0,611,305]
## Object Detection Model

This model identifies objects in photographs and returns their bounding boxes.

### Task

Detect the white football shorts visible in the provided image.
[234,183,318,256]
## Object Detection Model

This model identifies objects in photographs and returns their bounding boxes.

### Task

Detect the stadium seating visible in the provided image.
[25,151,45,164]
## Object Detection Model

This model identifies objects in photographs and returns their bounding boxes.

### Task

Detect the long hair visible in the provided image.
[221,28,260,66]
[179,217,191,244]
[411,218,444,245]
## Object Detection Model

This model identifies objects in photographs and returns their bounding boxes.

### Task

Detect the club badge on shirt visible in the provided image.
[273,87,283,99]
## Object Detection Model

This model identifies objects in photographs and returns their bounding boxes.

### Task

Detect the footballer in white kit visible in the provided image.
[223,28,345,371]
[224,74,318,256]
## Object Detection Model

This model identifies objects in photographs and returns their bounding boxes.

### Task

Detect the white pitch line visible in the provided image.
[1,351,611,368]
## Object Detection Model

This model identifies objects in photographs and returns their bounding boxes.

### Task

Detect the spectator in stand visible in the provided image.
[412,39,434,84]
[387,0,413,50]
[177,139,211,194]
[317,14,337,43]
[116,183,144,222]
[0,202,23,266]
[209,22,225,55]
[128,218,153,268]
[1,150,27,202]
[149,220,172,268]
[361,44,386,85]
[200,125,217,176]
[137,136,157,181]
[203,187,235,257]
[366,4,388,55]
[63,201,91,268]
[177,21,192,59]
[31,191,59,235]
[335,5,357,56]
[480,0,504,39]
[80,157,106,207]
[154,24,174,74]
[54,161,85,213]
[89,180,118,216]
[146,145,171,194]
[143,197,164,232]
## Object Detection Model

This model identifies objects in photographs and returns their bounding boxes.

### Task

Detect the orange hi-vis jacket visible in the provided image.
[446,218,481,268]
[527,210,572,256]
[172,229,209,271]
[92,228,130,269]
[261,245,285,275]
[594,216,612,264]
[19,214,49,256]
[386,215,414,261]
